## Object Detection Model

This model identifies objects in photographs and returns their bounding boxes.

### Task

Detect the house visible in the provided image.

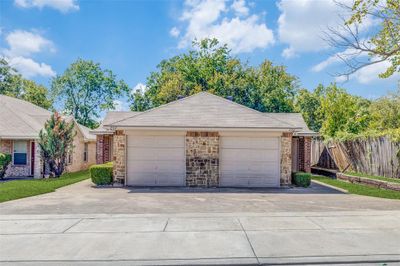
[0,95,96,178]
[93,92,317,187]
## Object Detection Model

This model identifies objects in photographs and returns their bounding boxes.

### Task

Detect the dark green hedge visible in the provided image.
[0,153,12,178]
[293,172,311,187]
[90,162,113,185]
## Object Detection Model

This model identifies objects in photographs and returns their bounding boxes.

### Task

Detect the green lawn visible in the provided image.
[0,170,89,203]
[312,175,400,200]
[345,171,400,184]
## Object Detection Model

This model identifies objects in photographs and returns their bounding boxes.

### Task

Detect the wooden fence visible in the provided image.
[311,137,400,178]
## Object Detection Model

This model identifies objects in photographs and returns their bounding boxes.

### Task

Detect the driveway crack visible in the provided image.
[62,218,83,233]
[237,218,259,265]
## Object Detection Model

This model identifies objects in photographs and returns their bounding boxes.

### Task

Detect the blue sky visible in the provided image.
[1,0,398,111]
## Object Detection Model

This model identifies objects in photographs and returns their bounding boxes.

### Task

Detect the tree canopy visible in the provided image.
[51,59,129,128]
[131,39,297,112]
[0,58,53,110]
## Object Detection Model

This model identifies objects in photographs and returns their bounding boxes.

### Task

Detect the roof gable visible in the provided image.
[110,92,298,129]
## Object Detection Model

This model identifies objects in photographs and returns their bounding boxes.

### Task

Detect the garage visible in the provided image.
[220,136,280,187]
[126,133,185,186]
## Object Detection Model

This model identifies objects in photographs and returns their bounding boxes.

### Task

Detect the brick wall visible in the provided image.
[186,132,219,187]
[96,135,113,164]
[280,132,292,185]
[297,137,311,173]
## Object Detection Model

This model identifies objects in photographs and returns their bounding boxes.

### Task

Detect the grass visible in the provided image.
[0,170,89,203]
[345,171,400,184]
[312,175,400,200]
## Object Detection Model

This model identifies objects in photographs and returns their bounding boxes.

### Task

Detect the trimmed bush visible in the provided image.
[293,172,311,187]
[90,162,113,185]
[0,153,12,179]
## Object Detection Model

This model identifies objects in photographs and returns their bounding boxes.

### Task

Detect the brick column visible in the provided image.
[96,135,104,164]
[113,130,126,184]
[186,132,219,187]
[280,132,292,185]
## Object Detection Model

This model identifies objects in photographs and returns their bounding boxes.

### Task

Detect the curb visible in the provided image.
[311,179,349,193]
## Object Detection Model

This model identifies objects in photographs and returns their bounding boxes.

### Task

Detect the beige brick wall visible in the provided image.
[280,132,292,185]
[66,127,96,173]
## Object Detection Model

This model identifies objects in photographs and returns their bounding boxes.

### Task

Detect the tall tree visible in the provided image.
[38,113,75,177]
[294,85,326,132]
[0,58,53,109]
[319,84,371,137]
[368,89,400,130]
[327,0,399,78]
[51,59,129,128]
[131,39,297,112]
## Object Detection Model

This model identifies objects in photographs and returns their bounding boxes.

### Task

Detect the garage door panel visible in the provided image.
[221,150,279,162]
[220,136,280,188]
[221,137,279,149]
[127,135,185,186]
[128,136,184,148]
[128,148,184,161]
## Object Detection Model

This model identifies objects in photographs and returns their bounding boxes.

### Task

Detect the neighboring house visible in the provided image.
[93,92,317,187]
[0,95,96,178]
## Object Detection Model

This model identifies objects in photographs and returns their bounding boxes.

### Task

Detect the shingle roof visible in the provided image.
[108,92,301,130]
[91,111,141,134]
[265,113,316,135]
[0,95,51,139]
[0,95,96,140]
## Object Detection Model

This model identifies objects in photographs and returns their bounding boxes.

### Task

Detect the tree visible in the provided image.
[130,39,297,112]
[368,88,400,130]
[327,0,400,78]
[38,113,75,177]
[51,59,129,128]
[0,58,53,110]
[319,84,370,137]
[294,85,326,132]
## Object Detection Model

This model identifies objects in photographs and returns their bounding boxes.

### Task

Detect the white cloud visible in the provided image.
[170,27,180,37]
[4,30,55,57]
[277,0,380,59]
[14,0,79,12]
[176,0,274,54]
[113,100,129,111]
[278,0,346,58]
[231,0,249,16]
[1,30,56,78]
[7,56,56,78]
[132,83,147,94]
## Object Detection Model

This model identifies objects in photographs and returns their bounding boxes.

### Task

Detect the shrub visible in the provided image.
[293,172,311,187]
[0,153,12,179]
[90,163,113,185]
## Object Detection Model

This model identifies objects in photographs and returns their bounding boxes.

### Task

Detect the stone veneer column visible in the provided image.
[280,132,292,185]
[33,140,41,178]
[186,132,219,187]
[113,130,126,184]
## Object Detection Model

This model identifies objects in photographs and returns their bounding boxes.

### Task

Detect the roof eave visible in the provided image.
[108,126,302,132]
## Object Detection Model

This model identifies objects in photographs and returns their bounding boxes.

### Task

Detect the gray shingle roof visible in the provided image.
[108,92,302,130]
[265,113,316,135]
[0,95,96,140]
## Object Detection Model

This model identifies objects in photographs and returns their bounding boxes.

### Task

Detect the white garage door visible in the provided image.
[220,136,280,187]
[126,134,185,186]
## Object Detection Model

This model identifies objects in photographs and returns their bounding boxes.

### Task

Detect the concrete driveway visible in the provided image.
[1,180,400,265]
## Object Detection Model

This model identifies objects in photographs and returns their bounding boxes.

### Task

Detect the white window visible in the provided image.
[13,140,27,165]
[83,143,88,162]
